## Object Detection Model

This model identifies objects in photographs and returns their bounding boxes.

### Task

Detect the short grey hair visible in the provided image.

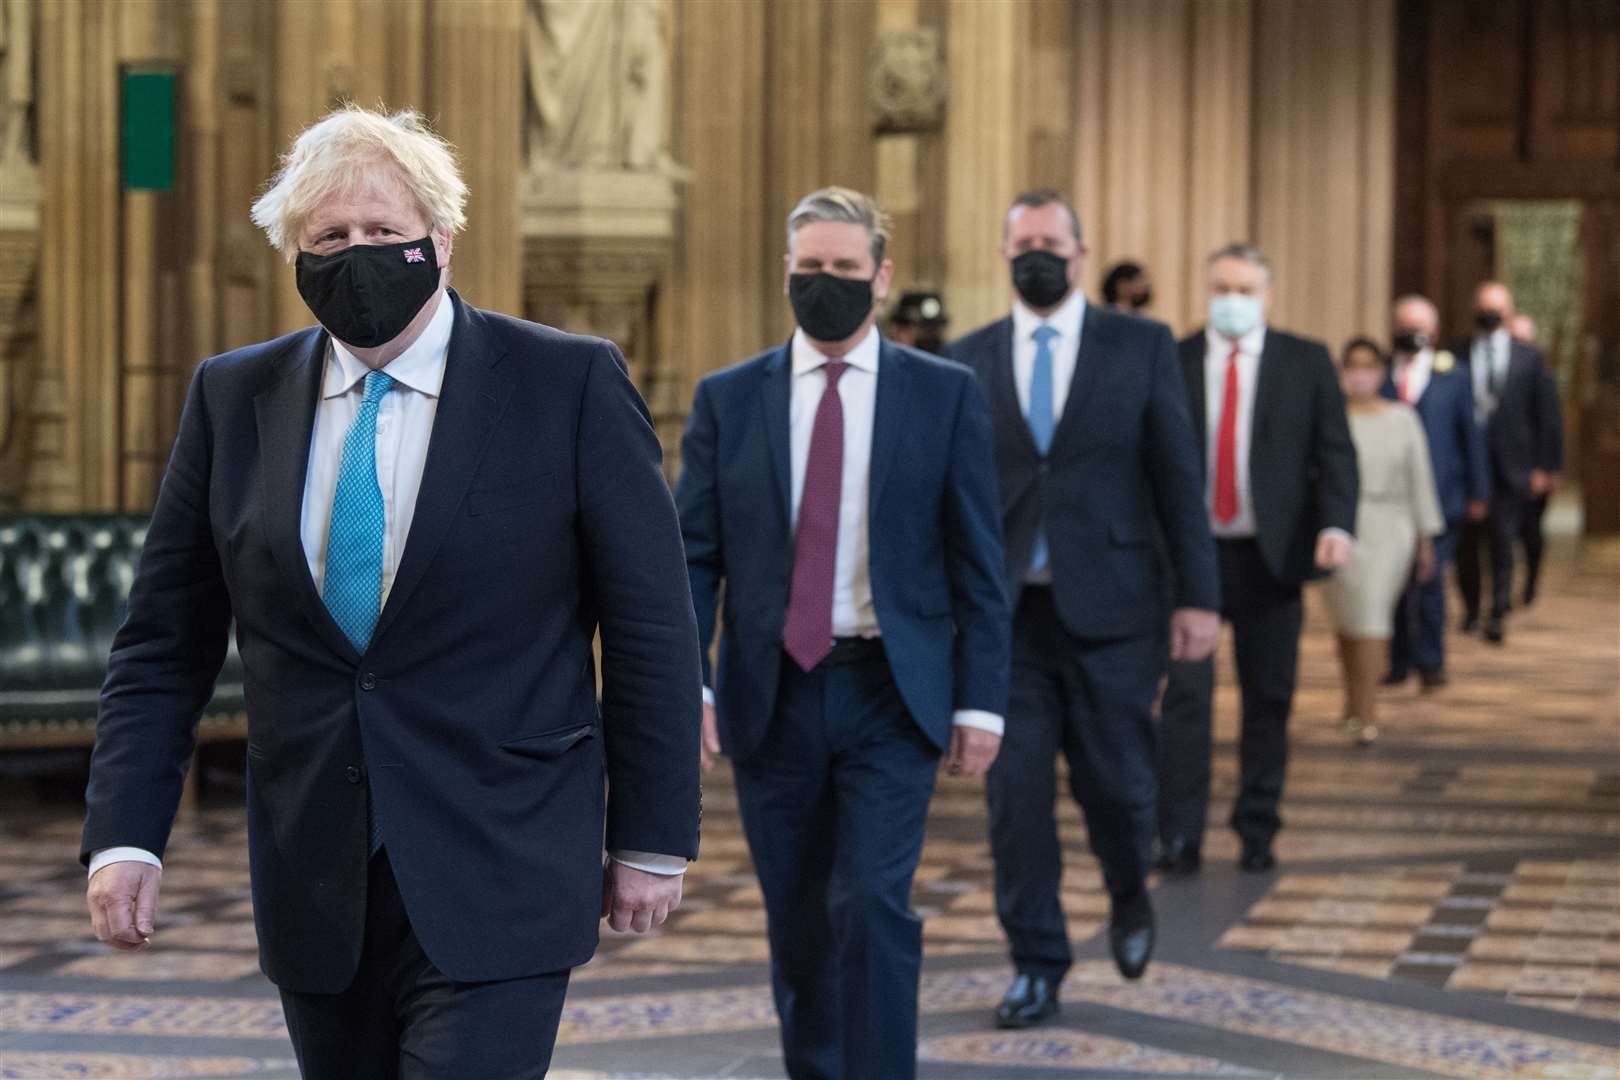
[1208,242,1273,282]
[251,104,468,261]
[1007,189,1083,245]
[1393,293,1440,328]
[787,187,892,267]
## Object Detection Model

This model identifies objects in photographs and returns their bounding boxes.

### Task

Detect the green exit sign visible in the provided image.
[122,68,176,191]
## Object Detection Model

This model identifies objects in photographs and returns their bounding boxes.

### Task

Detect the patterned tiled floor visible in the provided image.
[2,535,1617,1078]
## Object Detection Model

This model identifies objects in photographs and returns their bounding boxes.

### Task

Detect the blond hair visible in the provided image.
[787,187,893,267]
[250,104,468,261]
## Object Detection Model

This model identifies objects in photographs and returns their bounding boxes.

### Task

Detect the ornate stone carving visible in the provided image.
[871,27,947,134]
[0,0,35,173]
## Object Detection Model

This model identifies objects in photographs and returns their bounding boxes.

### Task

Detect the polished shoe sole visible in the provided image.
[994,1003,1060,1030]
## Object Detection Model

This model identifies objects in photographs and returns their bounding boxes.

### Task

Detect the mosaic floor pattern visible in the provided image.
[2,537,1617,1078]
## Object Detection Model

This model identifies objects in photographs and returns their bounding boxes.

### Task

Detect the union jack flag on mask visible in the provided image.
[403,248,426,263]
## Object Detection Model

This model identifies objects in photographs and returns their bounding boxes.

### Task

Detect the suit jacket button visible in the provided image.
[345,765,362,784]
[360,672,377,691]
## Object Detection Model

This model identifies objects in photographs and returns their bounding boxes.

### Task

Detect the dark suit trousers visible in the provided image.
[1391,525,1461,677]
[277,852,570,1080]
[1458,492,1523,620]
[1520,494,1549,599]
[1158,539,1303,851]
[732,649,941,1080]
[987,587,1158,980]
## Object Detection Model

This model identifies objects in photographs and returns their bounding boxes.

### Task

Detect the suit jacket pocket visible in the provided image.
[499,721,596,760]
[467,478,552,517]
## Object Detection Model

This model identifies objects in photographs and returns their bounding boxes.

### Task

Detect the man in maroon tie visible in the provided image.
[675,187,1010,1080]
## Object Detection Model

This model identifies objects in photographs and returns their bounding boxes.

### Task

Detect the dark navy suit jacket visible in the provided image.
[1450,338,1563,496]
[1381,354,1489,524]
[947,308,1218,639]
[81,291,703,993]
[675,337,1010,763]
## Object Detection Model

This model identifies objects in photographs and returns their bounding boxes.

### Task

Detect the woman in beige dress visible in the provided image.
[1325,338,1444,745]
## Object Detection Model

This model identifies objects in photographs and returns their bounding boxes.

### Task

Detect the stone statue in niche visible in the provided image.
[0,0,36,172]
[524,0,679,175]
[871,27,947,135]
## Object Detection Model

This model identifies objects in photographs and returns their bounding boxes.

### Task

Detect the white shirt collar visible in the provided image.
[1205,322,1268,358]
[324,290,454,400]
[1011,288,1085,344]
[1400,346,1434,373]
[790,325,881,378]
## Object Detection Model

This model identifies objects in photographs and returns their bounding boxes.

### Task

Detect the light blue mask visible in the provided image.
[1209,294,1263,339]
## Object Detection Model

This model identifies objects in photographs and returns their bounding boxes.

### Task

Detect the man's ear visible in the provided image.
[433,227,453,268]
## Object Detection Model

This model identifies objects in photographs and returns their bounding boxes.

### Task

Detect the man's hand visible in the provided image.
[602,861,683,934]
[1529,469,1552,497]
[1168,607,1220,663]
[945,727,1000,779]
[1415,537,1437,583]
[87,861,161,951]
[1467,500,1489,522]
[699,701,721,772]
[1315,532,1354,571]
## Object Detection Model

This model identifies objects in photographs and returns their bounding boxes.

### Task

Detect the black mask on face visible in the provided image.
[1392,330,1431,353]
[1474,309,1504,334]
[1010,250,1072,309]
[789,272,874,343]
[1130,289,1153,311]
[296,236,441,349]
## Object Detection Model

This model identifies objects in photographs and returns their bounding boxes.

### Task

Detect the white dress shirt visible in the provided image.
[92,293,684,878]
[700,327,1003,737]
[1010,290,1085,585]
[1393,347,1434,405]
[1471,328,1511,421]
[1203,325,1266,538]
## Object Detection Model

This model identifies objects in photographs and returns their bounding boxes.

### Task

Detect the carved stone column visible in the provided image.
[0,175,39,512]
[521,170,683,474]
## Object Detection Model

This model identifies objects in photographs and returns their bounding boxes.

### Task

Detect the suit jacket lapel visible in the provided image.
[759,344,793,527]
[1253,330,1285,451]
[1049,305,1106,457]
[371,291,513,645]
[869,339,912,509]
[253,327,363,665]
[1181,336,1208,463]
[988,318,1038,459]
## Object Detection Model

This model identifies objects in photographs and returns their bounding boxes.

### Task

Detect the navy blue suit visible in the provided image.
[948,307,1216,980]
[82,293,702,1026]
[676,336,1008,1080]
[1382,354,1488,676]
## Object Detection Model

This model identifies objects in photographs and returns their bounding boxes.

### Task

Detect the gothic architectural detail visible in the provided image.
[871,28,947,134]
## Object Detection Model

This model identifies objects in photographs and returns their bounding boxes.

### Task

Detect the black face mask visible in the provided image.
[1130,289,1153,311]
[789,272,874,343]
[1474,309,1504,334]
[296,236,441,348]
[1010,251,1072,309]
[1392,330,1430,353]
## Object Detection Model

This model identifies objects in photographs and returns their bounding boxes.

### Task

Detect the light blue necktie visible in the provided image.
[322,371,394,652]
[322,370,394,854]
[1027,326,1058,574]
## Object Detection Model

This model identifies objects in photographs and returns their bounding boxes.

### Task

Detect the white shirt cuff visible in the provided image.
[1319,527,1355,548]
[701,686,715,706]
[609,850,689,876]
[88,847,163,878]
[951,710,1005,737]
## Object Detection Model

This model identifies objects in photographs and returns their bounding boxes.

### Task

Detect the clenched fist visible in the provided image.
[87,861,162,951]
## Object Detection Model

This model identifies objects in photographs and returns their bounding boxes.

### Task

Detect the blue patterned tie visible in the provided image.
[322,371,394,651]
[322,370,393,854]
[1027,326,1058,573]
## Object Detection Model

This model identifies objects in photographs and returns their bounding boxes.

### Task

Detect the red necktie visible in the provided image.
[1214,345,1241,524]
[783,361,848,673]
[1397,368,1411,403]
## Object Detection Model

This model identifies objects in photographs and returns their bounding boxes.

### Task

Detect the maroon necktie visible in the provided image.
[783,361,849,673]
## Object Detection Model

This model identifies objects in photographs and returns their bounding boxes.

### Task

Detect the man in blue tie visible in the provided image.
[948,190,1219,1028]
[80,105,701,1078]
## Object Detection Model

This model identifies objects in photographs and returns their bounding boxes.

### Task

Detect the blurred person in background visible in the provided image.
[888,289,950,355]
[1156,242,1357,876]
[1101,260,1153,315]
[1325,338,1443,745]
[1384,295,1489,691]
[1454,282,1561,643]
[1508,312,1563,608]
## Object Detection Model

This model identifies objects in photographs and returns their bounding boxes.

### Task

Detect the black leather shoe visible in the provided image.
[1153,837,1202,876]
[1380,670,1409,687]
[1460,614,1480,633]
[1239,839,1277,873]
[995,973,1060,1029]
[1419,669,1448,691]
[1109,894,1155,981]
[1483,617,1505,645]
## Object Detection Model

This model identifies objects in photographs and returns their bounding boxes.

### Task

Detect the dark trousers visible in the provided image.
[277,852,570,1080]
[987,587,1158,981]
[1391,524,1461,676]
[1520,494,1549,601]
[1158,538,1303,851]
[732,648,941,1080]
[1458,491,1523,620]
